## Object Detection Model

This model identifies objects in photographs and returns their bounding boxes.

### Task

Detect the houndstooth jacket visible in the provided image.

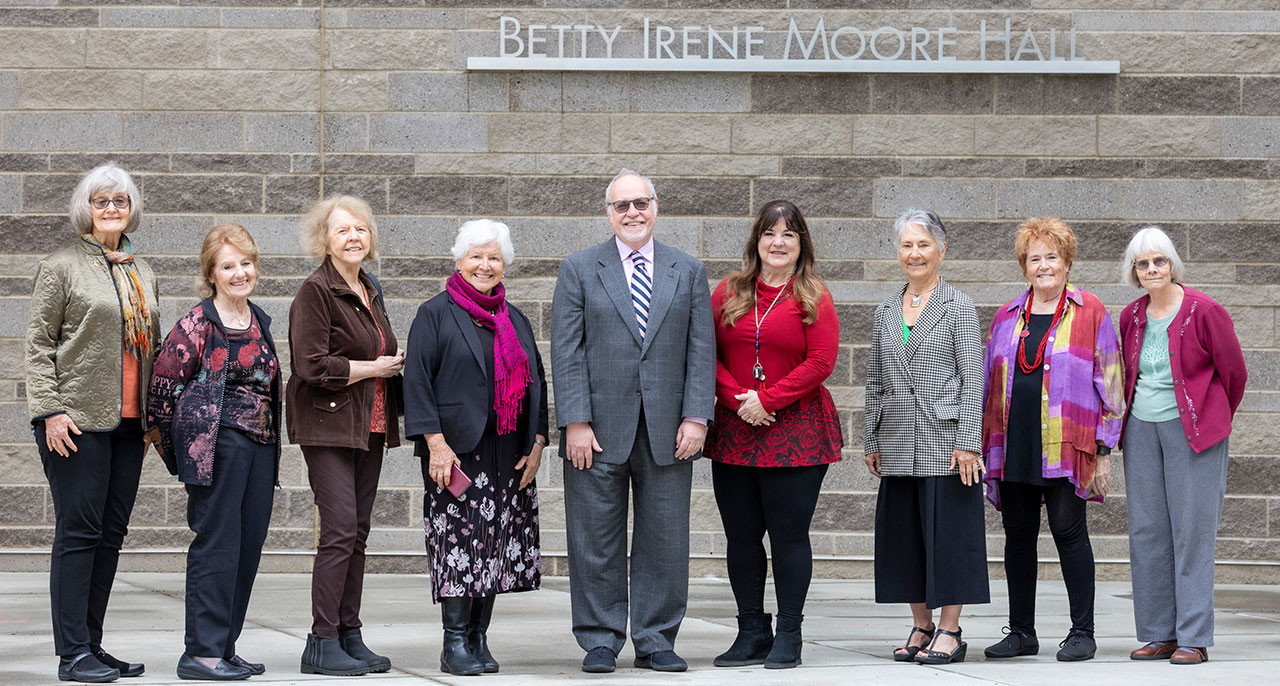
[863,278,984,477]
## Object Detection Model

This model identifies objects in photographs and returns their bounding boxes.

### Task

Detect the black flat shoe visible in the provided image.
[226,655,265,676]
[58,653,120,683]
[175,654,251,681]
[984,626,1039,658]
[914,627,967,665]
[92,649,144,678]
[893,625,936,662]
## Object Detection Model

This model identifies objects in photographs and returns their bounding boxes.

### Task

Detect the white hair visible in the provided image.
[893,208,946,245]
[69,161,141,235]
[1121,226,1186,287]
[605,168,657,205]
[452,219,515,265]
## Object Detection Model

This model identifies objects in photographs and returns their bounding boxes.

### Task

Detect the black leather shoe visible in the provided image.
[339,628,391,673]
[466,596,499,673]
[90,649,143,678]
[634,650,688,672]
[984,626,1040,658]
[1056,629,1097,662]
[439,598,484,675]
[226,656,265,676]
[581,646,616,673]
[58,653,120,683]
[300,633,370,676]
[175,654,251,681]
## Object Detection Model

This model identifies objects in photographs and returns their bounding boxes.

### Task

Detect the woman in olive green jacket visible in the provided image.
[26,161,161,684]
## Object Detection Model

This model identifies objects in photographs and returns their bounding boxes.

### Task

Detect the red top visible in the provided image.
[704,277,843,467]
[1119,286,1247,454]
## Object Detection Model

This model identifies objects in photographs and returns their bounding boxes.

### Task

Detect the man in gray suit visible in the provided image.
[551,169,715,673]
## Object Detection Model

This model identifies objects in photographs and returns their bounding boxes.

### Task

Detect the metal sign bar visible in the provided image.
[466,57,1121,75]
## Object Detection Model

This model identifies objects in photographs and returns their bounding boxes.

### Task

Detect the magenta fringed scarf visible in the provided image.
[445,271,531,434]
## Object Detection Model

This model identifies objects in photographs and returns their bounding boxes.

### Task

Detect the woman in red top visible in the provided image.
[704,200,842,670]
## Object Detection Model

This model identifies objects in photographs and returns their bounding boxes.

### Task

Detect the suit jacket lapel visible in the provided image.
[640,242,677,354]
[449,300,489,379]
[905,279,954,360]
[595,239,644,347]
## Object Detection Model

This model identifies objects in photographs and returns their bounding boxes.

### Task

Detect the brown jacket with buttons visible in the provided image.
[285,256,400,450]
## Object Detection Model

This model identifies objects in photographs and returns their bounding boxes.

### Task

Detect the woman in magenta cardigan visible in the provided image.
[1118,226,1246,666]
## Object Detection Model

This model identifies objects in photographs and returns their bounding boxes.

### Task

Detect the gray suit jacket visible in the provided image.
[863,278,984,477]
[551,237,716,465]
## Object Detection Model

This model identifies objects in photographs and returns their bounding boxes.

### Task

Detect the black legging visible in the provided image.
[711,461,828,621]
[998,479,1095,634]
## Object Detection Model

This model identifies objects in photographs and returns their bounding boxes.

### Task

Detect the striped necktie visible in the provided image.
[629,250,651,338]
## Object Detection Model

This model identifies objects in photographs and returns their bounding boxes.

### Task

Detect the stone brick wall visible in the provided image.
[3,1,1279,579]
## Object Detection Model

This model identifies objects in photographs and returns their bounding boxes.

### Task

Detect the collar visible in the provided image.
[1003,283,1084,313]
[320,254,371,296]
[616,236,654,264]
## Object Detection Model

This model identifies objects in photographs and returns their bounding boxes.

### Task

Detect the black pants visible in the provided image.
[711,461,828,622]
[185,428,276,658]
[998,479,1095,634]
[37,418,145,656]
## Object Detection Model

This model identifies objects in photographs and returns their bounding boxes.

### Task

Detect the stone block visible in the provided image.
[389,176,508,215]
[815,218,892,260]
[0,215,70,257]
[99,8,219,28]
[326,29,453,70]
[656,154,776,177]
[325,154,415,175]
[1224,118,1280,158]
[491,113,610,153]
[323,71,389,111]
[0,8,95,27]
[1116,179,1243,221]
[19,69,141,110]
[509,72,561,111]
[141,174,261,214]
[87,29,212,69]
[336,9,465,29]
[1099,116,1223,157]
[751,74,868,114]
[1243,77,1280,115]
[874,178,996,219]
[1227,455,1280,496]
[122,113,242,153]
[371,487,412,527]
[19,174,78,213]
[0,175,18,213]
[293,154,320,172]
[853,115,974,156]
[415,152,536,174]
[265,175,320,214]
[535,154,654,175]
[3,112,121,151]
[996,75,1117,115]
[611,113,733,154]
[902,157,1024,178]
[752,178,871,218]
[467,72,507,111]
[975,116,1096,156]
[0,485,46,525]
[170,153,290,174]
[1243,180,1280,221]
[0,70,14,108]
[323,114,369,153]
[997,179,1118,220]
[388,72,467,111]
[732,115,852,155]
[870,74,991,114]
[780,157,897,177]
[1118,75,1241,115]
[702,218,750,259]
[508,176,605,216]
[563,73,626,112]
[245,113,320,153]
[658,177,749,216]
[145,71,320,111]
[215,29,321,70]
[370,113,487,153]
[629,73,750,113]
[1075,9,1280,33]
[221,9,321,29]
[0,28,84,68]
[0,153,46,172]
[322,176,387,213]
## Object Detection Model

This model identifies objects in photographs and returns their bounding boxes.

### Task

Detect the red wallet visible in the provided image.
[446,464,472,498]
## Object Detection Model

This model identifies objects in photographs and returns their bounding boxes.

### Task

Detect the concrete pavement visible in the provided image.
[2,572,1278,685]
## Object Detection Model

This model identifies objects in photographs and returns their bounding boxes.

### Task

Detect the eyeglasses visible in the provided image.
[607,196,654,214]
[90,196,131,210]
[1134,256,1169,271]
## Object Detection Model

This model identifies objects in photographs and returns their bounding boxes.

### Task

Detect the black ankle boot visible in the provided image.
[764,614,803,669]
[714,612,774,667]
[300,633,370,676]
[466,596,499,673]
[339,628,391,673]
[440,598,484,676]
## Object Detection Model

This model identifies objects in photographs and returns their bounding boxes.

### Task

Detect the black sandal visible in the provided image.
[915,627,967,664]
[893,625,936,662]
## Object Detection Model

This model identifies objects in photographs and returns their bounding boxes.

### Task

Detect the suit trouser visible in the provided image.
[37,418,145,656]
[184,427,275,658]
[302,433,384,638]
[563,415,693,656]
[1122,417,1228,647]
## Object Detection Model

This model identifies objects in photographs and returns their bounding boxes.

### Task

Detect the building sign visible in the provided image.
[467,17,1119,75]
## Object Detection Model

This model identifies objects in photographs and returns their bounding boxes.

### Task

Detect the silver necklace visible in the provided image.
[752,274,794,382]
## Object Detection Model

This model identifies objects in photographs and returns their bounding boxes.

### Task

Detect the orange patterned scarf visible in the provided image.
[84,234,154,359]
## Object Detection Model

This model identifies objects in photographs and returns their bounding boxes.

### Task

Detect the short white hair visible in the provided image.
[452,219,515,265]
[1121,226,1186,287]
[893,208,946,245]
[605,168,657,205]
[69,161,141,235]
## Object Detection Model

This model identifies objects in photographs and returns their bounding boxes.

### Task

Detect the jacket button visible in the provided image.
[635,390,642,396]
[1044,363,1050,370]
[329,401,336,408]
[1179,408,1185,413]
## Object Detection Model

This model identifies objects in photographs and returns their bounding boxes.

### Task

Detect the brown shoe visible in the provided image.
[1130,640,1177,660]
[1170,646,1208,665]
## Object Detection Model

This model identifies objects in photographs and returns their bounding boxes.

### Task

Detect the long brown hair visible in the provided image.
[721,200,824,327]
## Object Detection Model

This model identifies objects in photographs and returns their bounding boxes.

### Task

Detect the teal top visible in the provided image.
[1131,311,1180,422]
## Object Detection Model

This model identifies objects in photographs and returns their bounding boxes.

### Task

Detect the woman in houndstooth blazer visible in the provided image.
[864,209,989,665]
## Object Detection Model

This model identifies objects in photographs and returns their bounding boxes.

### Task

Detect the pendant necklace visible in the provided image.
[752,274,794,383]
[907,280,938,308]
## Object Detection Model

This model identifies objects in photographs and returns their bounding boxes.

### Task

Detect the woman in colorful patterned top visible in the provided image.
[1118,226,1246,666]
[147,224,280,680]
[704,200,842,670]
[980,217,1125,663]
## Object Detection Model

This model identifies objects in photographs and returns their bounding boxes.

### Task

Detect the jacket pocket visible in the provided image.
[933,402,959,421]
[314,393,352,413]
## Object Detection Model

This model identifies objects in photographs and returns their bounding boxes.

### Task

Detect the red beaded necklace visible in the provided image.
[1018,287,1068,375]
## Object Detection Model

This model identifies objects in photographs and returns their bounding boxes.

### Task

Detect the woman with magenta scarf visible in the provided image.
[403,219,548,676]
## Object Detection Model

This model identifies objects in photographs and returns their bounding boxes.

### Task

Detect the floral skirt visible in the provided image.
[421,427,540,602]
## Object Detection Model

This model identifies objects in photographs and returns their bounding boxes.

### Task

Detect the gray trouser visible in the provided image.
[1122,417,1228,647]
[562,418,693,657]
